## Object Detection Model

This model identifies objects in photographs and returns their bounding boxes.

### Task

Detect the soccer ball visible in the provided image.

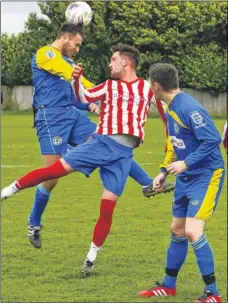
[65,1,93,26]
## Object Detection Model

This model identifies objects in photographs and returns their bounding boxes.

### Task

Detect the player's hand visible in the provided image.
[89,103,100,115]
[167,161,188,175]
[72,63,83,79]
[153,172,167,192]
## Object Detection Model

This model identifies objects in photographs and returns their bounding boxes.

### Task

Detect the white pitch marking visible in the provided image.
[1,165,33,168]
[141,162,157,165]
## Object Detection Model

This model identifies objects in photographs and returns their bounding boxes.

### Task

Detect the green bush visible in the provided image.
[1,1,227,93]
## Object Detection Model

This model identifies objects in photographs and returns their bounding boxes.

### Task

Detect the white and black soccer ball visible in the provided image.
[65,1,93,26]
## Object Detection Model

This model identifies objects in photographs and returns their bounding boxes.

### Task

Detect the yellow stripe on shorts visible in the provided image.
[195,168,224,221]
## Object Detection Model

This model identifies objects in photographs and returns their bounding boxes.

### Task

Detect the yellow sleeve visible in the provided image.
[36,46,73,81]
[82,76,95,89]
[160,136,176,171]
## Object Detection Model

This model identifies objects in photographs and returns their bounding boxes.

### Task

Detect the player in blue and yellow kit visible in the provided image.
[28,24,174,250]
[29,24,98,248]
[138,64,225,302]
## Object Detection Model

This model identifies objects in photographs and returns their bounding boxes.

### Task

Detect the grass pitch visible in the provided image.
[1,113,227,302]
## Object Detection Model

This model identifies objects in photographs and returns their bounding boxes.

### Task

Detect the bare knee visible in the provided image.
[185,228,203,242]
[102,188,119,202]
[185,218,205,242]
[170,219,186,238]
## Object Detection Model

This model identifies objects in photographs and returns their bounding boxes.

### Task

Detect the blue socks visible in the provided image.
[29,184,50,226]
[191,234,219,295]
[163,234,219,295]
[163,236,188,288]
[129,160,153,186]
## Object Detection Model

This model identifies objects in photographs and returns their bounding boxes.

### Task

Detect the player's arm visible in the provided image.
[71,78,100,113]
[72,93,90,110]
[72,93,100,113]
[153,137,176,191]
[183,107,222,169]
[36,47,74,81]
[160,136,177,175]
[73,64,106,103]
[71,75,95,110]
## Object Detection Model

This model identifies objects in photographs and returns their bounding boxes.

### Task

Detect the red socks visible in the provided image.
[16,160,68,189]
[93,199,116,247]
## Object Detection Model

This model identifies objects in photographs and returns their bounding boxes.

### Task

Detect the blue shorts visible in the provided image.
[63,134,133,196]
[35,107,96,155]
[173,168,225,221]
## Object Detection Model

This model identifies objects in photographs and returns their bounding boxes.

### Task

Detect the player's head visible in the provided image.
[56,23,83,57]
[149,63,179,100]
[109,44,140,79]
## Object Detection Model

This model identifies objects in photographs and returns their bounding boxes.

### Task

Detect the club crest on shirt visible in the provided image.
[174,122,179,134]
[53,136,62,145]
[190,110,203,125]
[45,50,56,59]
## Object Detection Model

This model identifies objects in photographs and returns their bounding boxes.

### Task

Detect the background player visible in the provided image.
[137,63,225,303]
[222,121,227,153]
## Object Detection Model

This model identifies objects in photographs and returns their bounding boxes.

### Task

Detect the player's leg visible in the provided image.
[162,216,188,287]
[185,169,225,302]
[29,155,61,225]
[82,135,133,276]
[129,160,175,198]
[129,159,153,186]
[28,155,61,248]
[138,219,186,298]
[82,188,119,276]
[29,108,76,247]
[138,179,187,297]
[26,107,75,247]
[1,159,74,199]
[28,109,95,244]
[1,136,99,218]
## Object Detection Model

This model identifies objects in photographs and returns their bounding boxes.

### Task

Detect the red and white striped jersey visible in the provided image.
[74,76,166,144]
[223,121,228,153]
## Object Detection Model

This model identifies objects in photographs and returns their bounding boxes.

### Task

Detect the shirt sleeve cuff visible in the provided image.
[160,167,168,175]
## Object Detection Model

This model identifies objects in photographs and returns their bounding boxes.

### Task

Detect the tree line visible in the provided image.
[1,1,227,95]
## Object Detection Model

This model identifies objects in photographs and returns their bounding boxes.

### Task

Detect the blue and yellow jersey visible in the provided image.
[160,92,224,175]
[31,45,94,110]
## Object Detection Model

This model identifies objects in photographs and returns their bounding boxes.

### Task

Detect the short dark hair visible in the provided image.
[57,23,83,39]
[111,43,140,67]
[149,63,179,91]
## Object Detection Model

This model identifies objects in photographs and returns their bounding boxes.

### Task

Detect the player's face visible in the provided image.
[109,52,126,79]
[62,34,83,57]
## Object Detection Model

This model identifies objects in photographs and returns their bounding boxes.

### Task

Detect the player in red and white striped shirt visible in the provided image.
[0,44,171,277]
[74,52,153,144]
[222,121,227,153]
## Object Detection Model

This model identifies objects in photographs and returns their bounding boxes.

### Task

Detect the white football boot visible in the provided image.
[1,181,20,200]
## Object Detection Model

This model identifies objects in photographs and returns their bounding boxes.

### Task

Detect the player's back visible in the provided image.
[166,92,224,175]
[31,45,75,110]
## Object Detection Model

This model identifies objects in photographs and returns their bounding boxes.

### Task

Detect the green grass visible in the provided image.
[1,114,227,303]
